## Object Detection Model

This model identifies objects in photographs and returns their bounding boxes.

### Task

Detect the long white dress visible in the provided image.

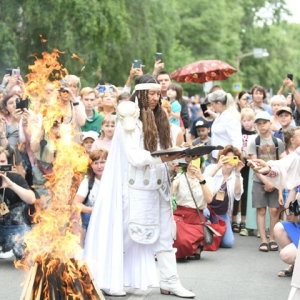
[84,120,174,293]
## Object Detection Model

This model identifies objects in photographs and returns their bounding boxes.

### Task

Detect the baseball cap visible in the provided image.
[207,90,227,103]
[82,131,99,141]
[254,111,271,123]
[276,106,293,116]
[195,119,210,128]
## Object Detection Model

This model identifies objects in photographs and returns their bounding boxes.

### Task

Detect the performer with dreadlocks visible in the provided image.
[84,74,195,298]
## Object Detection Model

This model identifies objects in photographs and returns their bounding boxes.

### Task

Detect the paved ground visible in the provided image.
[0,233,292,300]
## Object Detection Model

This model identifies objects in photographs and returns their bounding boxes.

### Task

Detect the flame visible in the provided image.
[71,53,85,64]
[16,49,100,299]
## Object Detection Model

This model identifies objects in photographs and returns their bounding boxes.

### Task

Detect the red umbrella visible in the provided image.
[171,60,237,84]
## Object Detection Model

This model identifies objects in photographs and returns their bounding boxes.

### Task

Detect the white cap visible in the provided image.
[82,131,99,141]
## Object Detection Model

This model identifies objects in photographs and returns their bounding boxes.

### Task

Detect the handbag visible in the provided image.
[203,206,227,251]
[184,173,221,246]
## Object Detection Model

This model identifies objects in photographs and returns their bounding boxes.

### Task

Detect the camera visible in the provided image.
[97,85,113,93]
[246,95,252,103]
[15,97,29,110]
[156,52,163,62]
[287,73,293,81]
[5,69,12,76]
[133,60,141,69]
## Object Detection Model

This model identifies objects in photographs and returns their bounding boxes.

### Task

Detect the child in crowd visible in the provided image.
[189,98,215,139]
[192,120,211,146]
[80,87,104,134]
[73,148,108,246]
[248,111,285,252]
[117,92,131,105]
[273,107,294,142]
[232,108,256,236]
[91,114,116,151]
[167,83,182,127]
[81,131,99,155]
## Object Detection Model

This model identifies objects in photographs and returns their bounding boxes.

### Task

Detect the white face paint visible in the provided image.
[117,98,140,132]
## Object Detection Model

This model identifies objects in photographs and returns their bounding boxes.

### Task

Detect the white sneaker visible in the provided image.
[0,250,14,259]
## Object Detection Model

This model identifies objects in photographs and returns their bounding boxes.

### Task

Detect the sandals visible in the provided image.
[278,265,294,277]
[232,222,240,233]
[268,241,279,251]
[259,243,269,252]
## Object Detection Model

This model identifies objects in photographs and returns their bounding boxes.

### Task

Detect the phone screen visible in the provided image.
[12,69,20,76]
[5,69,12,76]
[133,60,141,69]
[156,52,163,61]
[200,103,210,118]
[287,73,293,81]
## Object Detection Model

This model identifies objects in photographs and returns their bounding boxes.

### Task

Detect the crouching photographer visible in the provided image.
[0,147,35,260]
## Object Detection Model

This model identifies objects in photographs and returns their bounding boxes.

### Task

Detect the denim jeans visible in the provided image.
[218,213,234,248]
[0,224,31,259]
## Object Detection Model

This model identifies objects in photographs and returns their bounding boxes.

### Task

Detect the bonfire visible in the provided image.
[15,48,104,300]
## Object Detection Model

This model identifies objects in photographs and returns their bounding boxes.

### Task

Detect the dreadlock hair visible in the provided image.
[130,74,172,152]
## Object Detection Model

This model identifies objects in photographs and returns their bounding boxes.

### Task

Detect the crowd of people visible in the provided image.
[0,59,299,298]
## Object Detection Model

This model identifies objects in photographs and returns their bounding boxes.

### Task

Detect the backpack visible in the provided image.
[255,135,279,160]
[83,181,94,205]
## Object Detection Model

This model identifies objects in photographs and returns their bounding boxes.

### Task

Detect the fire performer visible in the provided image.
[84,74,195,297]
[0,147,35,259]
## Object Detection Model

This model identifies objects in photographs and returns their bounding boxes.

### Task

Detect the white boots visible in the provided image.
[156,251,195,298]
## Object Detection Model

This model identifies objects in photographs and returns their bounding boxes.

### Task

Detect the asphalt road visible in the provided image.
[0,233,292,300]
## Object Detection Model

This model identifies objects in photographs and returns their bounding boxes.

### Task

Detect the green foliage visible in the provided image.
[0,0,299,97]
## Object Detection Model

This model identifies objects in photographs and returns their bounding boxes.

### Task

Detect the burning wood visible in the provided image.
[20,260,104,300]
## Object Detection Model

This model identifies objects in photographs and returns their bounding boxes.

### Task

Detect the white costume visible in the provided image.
[84,83,194,297]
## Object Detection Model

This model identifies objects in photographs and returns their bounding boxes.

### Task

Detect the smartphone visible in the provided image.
[227,156,239,165]
[156,52,163,62]
[247,159,258,168]
[191,158,201,167]
[97,85,106,93]
[5,68,12,76]
[246,95,252,103]
[287,73,293,81]
[15,97,29,110]
[12,69,20,76]
[133,60,141,69]
[0,165,12,172]
[200,103,210,118]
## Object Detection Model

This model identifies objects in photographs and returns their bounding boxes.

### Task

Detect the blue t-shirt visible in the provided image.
[169,100,181,127]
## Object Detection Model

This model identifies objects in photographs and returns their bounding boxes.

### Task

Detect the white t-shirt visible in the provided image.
[76,177,101,207]
[170,123,182,147]
[173,173,214,209]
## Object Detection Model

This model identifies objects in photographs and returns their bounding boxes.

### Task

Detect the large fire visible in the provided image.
[15,46,103,299]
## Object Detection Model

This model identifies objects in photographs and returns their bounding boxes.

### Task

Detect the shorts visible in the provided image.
[252,181,279,208]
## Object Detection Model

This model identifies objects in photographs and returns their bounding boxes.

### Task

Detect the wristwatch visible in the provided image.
[199,179,206,185]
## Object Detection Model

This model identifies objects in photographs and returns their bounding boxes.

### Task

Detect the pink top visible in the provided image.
[91,138,112,152]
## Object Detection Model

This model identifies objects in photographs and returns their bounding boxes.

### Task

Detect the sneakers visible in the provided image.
[240,228,248,236]
[0,250,14,259]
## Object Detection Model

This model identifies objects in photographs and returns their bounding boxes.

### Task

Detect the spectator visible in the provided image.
[274,107,294,142]
[192,119,211,147]
[232,108,256,235]
[156,71,190,130]
[269,95,288,132]
[101,89,117,116]
[73,149,108,246]
[172,159,214,260]
[161,100,184,147]
[64,75,81,98]
[236,91,251,112]
[166,83,182,127]
[81,131,99,155]
[117,92,131,105]
[208,90,242,162]
[0,147,35,259]
[248,111,285,252]
[91,114,116,152]
[80,87,103,135]
[250,85,272,115]
[204,145,244,248]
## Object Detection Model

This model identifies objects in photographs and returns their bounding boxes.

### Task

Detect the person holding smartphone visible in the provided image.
[0,147,36,260]
[204,145,244,248]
